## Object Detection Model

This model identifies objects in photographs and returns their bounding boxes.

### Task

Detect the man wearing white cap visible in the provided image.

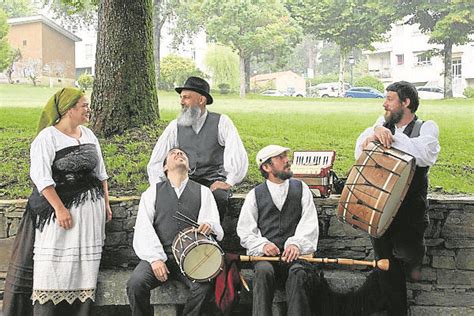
[237,145,319,316]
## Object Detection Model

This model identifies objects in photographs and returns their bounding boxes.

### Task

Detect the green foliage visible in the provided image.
[287,0,396,55]
[159,54,206,90]
[217,83,231,94]
[0,8,13,71]
[202,0,302,96]
[354,76,384,92]
[307,74,340,86]
[464,87,474,98]
[78,72,94,90]
[44,0,98,30]
[204,44,239,91]
[0,0,35,17]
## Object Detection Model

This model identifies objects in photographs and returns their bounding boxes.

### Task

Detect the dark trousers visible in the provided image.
[33,298,93,316]
[192,178,230,219]
[127,260,212,316]
[252,261,310,316]
[371,217,427,316]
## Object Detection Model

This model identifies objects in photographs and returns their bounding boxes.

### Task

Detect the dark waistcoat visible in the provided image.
[177,112,225,182]
[385,118,429,225]
[255,179,303,251]
[153,180,201,248]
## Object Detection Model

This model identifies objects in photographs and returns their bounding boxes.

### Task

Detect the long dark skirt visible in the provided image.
[3,213,35,316]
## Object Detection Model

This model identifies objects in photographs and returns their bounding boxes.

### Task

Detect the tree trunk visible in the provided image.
[153,0,168,86]
[91,0,159,137]
[443,39,453,98]
[338,50,346,96]
[244,58,250,93]
[239,50,246,98]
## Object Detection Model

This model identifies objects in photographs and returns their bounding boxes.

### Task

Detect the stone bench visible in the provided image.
[94,268,369,316]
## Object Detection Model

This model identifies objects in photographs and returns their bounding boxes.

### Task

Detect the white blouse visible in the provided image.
[147,111,248,186]
[30,126,108,193]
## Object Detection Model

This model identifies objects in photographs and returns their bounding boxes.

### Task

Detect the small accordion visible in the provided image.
[292,150,336,198]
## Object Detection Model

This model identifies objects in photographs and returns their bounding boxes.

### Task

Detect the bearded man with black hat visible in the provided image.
[147,76,248,219]
[355,81,440,315]
[237,145,319,316]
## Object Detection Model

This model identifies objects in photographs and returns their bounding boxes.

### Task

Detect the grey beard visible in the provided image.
[177,106,201,127]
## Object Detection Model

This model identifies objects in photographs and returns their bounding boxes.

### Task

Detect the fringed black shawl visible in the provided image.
[27,143,104,231]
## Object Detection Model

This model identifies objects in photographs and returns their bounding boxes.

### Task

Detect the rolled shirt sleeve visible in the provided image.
[30,130,56,193]
[217,114,248,186]
[237,189,270,256]
[354,117,440,167]
[132,186,168,263]
[198,186,224,241]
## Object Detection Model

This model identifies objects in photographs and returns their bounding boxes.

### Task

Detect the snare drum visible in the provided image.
[337,142,415,238]
[172,227,224,282]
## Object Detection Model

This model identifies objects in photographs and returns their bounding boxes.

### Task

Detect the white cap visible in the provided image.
[256,145,290,167]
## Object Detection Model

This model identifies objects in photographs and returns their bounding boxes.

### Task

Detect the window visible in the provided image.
[396,54,404,65]
[415,53,431,66]
[453,58,462,78]
[23,40,27,46]
[85,44,94,60]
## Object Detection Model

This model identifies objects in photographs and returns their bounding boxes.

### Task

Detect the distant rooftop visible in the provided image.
[7,15,81,42]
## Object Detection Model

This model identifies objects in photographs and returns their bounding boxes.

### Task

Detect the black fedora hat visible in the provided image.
[175,76,213,105]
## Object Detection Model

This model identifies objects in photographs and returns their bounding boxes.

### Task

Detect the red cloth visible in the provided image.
[215,253,241,314]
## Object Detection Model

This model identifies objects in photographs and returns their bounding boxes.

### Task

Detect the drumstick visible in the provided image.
[176,212,200,227]
[239,272,250,291]
[240,255,389,271]
[173,215,199,228]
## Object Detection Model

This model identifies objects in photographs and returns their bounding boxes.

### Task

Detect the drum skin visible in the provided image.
[337,142,415,238]
[172,227,224,282]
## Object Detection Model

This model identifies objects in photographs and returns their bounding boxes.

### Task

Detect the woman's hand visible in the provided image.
[55,206,73,229]
[105,203,112,222]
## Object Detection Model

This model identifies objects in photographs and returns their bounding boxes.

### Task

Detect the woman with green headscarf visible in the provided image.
[3,88,112,316]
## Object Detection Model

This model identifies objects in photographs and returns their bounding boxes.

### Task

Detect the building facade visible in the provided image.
[365,22,474,94]
[6,15,81,86]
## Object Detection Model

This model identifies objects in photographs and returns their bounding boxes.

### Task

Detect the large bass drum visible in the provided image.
[172,227,224,282]
[337,142,415,238]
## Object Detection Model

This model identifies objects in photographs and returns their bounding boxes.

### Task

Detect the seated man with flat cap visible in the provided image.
[237,145,319,316]
[127,147,224,316]
[147,76,248,219]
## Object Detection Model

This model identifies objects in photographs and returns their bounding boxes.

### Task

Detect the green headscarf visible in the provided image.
[37,88,85,134]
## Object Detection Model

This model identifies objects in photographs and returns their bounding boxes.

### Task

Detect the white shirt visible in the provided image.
[147,111,248,186]
[30,126,108,193]
[132,178,224,263]
[236,179,319,256]
[355,116,440,167]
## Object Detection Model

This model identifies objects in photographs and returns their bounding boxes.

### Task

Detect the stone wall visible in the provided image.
[1,194,473,315]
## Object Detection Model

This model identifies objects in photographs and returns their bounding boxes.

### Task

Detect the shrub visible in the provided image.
[78,72,94,90]
[218,83,231,94]
[354,76,384,92]
[159,55,206,90]
[463,87,474,98]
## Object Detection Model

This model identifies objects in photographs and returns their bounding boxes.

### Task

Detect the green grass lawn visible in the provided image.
[0,84,473,198]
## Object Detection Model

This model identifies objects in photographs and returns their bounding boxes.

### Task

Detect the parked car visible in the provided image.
[417,86,466,99]
[344,87,384,98]
[309,82,351,98]
[285,87,306,97]
[260,89,285,97]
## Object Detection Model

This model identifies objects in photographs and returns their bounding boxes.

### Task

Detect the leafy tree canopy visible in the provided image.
[160,54,206,90]
[0,0,35,18]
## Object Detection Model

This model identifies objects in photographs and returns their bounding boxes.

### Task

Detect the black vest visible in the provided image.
[153,180,201,249]
[385,118,429,225]
[255,179,303,251]
[177,112,225,182]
